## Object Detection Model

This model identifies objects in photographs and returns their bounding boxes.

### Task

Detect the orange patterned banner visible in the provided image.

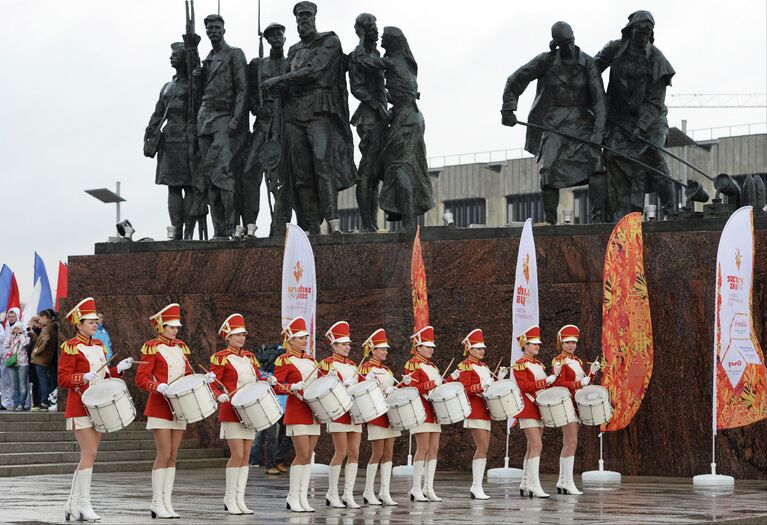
[411,226,429,332]
[601,212,654,431]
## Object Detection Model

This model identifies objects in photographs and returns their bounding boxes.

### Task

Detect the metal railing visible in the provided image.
[688,122,767,141]
[427,148,531,169]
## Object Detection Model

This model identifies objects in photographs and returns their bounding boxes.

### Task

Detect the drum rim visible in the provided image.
[165,373,205,395]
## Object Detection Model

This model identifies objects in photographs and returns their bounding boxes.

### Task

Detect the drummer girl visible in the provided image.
[455,328,509,500]
[318,321,362,509]
[403,325,443,503]
[551,324,600,495]
[135,303,216,519]
[512,325,556,498]
[358,328,401,506]
[210,314,276,514]
[273,316,320,513]
[59,297,134,522]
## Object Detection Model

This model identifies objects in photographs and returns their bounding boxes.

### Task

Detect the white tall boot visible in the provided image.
[561,456,583,495]
[424,460,442,502]
[236,466,254,513]
[362,462,382,505]
[325,465,345,508]
[286,465,304,512]
[76,467,101,521]
[223,467,242,514]
[519,456,528,496]
[163,466,180,518]
[149,468,172,519]
[299,464,315,512]
[342,463,361,509]
[469,458,490,500]
[64,469,80,521]
[556,456,565,493]
[526,457,549,498]
[378,461,398,506]
[409,460,427,502]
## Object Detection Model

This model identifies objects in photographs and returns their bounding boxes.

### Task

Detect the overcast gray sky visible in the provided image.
[1,0,765,303]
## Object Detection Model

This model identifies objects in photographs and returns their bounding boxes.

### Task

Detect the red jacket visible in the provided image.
[58,334,120,418]
[135,335,193,420]
[358,359,395,428]
[512,355,549,420]
[210,347,265,423]
[273,349,318,425]
[552,351,596,397]
[318,353,357,425]
[457,356,491,421]
[404,354,440,424]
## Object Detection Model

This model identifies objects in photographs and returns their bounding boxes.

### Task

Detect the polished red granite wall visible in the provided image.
[61,219,767,478]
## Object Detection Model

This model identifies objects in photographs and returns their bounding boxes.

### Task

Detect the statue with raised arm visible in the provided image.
[501,21,607,224]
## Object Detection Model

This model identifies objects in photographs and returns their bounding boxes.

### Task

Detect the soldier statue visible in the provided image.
[144,42,205,240]
[595,10,676,220]
[262,1,357,235]
[501,22,607,224]
[194,14,249,239]
[378,26,434,231]
[349,13,389,233]
[244,23,291,237]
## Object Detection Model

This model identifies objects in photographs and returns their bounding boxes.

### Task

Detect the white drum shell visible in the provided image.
[303,375,353,424]
[81,378,136,433]
[165,374,217,423]
[348,380,388,424]
[536,387,578,428]
[232,382,284,431]
[575,385,613,426]
[482,379,524,421]
[385,387,426,431]
[429,383,471,425]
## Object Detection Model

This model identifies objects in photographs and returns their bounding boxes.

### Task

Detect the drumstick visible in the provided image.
[393,373,417,388]
[489,357,504,379]
[95,354,118,374]
[134,360,150,365]
[440,358,456,382]
[197,364,228,391]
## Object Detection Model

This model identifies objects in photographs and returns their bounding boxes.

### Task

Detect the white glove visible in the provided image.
[365,371,377,382]
[384,387,395,395]
[434,375,443,386]
[267,376,278,386]
[116,357,133,373]
[203,372,217,385]
[83,372,97,383]
[553,363,562,376]
[497,367,509,380]
[450,369,461,381]
[217,393,230,403]
[590,361,601,374]
[545,375,556,385]
[291,381,305,392]
[401,375,413,386]
[343,377,356,387]
[580,376,591,387]
[157,383,169,395]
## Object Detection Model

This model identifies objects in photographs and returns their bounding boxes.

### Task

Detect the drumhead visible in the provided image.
[575,385,609,405]
[430,382,463,401]
[304,374,338,400]
[82,378,125,404]
[536,386,571,406]
[386,387,419,406]
[348,380,376,395]
[232,382,269,405]
[484,379,516,397]
[166,374,204,396]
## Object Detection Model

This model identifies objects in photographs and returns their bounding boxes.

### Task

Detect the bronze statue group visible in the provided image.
[58,297,604,520]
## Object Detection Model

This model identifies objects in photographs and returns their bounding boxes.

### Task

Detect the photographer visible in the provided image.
[3,313,30,411]
[31,309,59,411]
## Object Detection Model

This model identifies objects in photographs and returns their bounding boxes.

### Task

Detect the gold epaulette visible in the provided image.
[457,360,474,372]
[249,355,261,368]
[274,353,290,367]
[140,338,160,355]
[176,340,191,355]
[513,362,527,371]
[61,340,79,355]
[211,353,227,366]
[318,358,333,372]
[404,359,420,372]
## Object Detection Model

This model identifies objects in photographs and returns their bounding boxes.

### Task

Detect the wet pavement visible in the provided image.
[2,468,766,524]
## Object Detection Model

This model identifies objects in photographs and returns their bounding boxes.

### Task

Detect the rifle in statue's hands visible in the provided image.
[183,0,202,125]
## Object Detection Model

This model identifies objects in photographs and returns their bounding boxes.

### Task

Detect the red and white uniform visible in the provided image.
[359,358,400,440]
[552,351,595,397]
[457,356,492,429]
[135,335,193,422]
[59,334,121,422]
[274,348,319,432]
[318,353,360,431]
[513,355,549,424]
[404,354,441,433]
[210,347,265,423]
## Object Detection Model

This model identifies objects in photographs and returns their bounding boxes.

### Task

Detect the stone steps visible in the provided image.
[2,438,201,454]
[0,430,151,442]
[0,457,229,477]
[0,420,147,432]
[0,447,226,465]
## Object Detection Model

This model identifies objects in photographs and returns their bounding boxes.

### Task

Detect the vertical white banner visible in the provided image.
[511,218,539,364]
[282,224,317,356]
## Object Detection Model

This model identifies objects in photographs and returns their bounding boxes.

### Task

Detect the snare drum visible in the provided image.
[81,378,136,433]
[482,379,524,421]
[231,381,284,431]
[385,387,426,430]
[348,380,388,424]
[574,385,613,426]
[429,382,471,425]
[536,387,578,428]
[303,374,353,424]
[165,374,217,423]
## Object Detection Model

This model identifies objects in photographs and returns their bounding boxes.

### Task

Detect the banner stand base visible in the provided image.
[487,457,523,481]
[693,464,734,487]
[582,459,621,485]
[310,453,328,476]
[393,454,413,477]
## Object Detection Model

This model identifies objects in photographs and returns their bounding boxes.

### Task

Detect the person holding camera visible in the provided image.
[3,311,30,411]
